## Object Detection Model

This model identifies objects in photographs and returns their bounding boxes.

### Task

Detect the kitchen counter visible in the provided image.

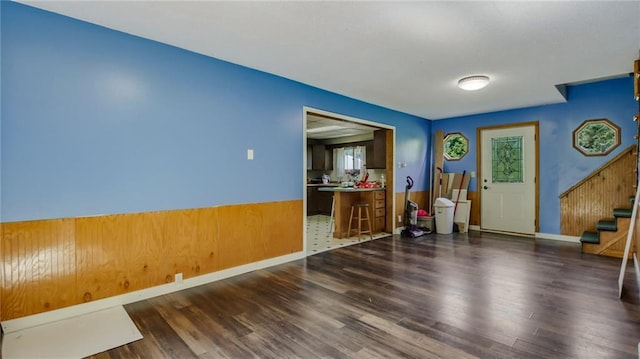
[307,183,340,187]
[317,186,384,192]
[318,186,387,238]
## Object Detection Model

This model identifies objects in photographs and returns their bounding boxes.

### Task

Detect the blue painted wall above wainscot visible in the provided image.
[433,76,637,234]
[1,2,430,222]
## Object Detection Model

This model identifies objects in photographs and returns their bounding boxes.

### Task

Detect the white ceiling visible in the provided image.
[307,113,379,140]
[19,1,640,120]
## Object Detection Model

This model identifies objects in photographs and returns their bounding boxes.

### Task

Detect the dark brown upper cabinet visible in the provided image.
[367,129,387,169]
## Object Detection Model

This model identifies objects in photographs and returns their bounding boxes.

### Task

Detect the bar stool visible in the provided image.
[348,203,373,241]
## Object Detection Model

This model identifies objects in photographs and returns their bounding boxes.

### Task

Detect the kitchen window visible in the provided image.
[335,146,366,179]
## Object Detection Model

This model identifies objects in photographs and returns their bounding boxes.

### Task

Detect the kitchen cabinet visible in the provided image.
[367,130,387,169]
[307,185,334,215]
[317,188,385,238]
[371,190,386,232]
[307,186,317,214]
[311,144,326,171]
[310,144,333,171]
[324,148,333,170]
[317,190,333,215]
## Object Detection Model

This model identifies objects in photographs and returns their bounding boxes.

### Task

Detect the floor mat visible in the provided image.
[2,306,143,358]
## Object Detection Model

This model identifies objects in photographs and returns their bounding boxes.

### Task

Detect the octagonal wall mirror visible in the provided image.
[443,132,468,161]
[572,118,621,156]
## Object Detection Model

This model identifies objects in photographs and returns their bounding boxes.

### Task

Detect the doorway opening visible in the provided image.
[303,107,395,255]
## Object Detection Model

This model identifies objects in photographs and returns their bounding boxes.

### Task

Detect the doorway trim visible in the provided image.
[476,121,540,234]
[302,106,396,255]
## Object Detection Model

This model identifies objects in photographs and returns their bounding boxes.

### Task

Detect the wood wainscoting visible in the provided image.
[0,200,302,321]
[560,145,637,236]
[468,191,479,226]
[394,190,429,227]
[636,201,640,260]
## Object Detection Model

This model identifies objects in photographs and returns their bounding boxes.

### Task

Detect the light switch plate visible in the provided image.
[247,149,254,160]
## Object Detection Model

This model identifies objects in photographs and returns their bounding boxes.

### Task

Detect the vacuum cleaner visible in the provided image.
[401,176,430,238]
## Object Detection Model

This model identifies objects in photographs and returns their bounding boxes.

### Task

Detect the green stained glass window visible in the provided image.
[492,136,523,183]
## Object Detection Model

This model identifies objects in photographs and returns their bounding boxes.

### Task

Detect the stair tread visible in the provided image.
[596,219,617,231]
[580,231,599,244]
[613,208,633,218]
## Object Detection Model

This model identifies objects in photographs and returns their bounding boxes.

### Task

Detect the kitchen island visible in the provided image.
[306,183,339,215]
[318,187,386,238]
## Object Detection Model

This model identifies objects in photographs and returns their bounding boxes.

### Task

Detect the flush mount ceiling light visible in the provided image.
[458,75,490,91]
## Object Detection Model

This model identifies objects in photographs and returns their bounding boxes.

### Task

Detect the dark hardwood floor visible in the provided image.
[89,231,640,358]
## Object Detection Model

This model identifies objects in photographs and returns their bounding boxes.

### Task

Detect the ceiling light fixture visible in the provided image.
[458,75,490,91]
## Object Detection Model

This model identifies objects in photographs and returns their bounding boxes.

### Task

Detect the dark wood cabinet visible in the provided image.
[368,130,387,169]
[307,187,317,214]
[311,144,326,171]
[310,144,333,171]
[365,141,374,168]
[324,148,333,170]
[307,186,334,215]
[317,190,333,215]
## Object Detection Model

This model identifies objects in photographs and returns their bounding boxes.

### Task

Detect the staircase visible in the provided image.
[559,145,637,237]
[580,195,634,258]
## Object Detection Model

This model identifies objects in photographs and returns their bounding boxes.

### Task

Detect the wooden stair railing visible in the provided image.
[559,145,637,237]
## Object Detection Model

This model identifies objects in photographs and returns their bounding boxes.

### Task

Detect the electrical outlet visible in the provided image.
[398,215,402,223]
[247,149,254,160]
[175,273,183,283]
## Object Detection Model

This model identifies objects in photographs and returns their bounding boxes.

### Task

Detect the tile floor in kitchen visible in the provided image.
[306,214,391,255]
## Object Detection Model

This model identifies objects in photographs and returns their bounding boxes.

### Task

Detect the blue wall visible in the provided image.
[0,1,3,223]
[1,2,430,222]
[433,77,637,234]
[3,2,634,235]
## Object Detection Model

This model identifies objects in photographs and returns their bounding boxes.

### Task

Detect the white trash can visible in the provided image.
[434,198,455,234]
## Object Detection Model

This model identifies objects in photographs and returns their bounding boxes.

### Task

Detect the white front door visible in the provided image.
[480,124,537,235]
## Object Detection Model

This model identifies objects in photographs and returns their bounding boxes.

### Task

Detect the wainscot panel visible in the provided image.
[1,200,302,320]
[1,219,77,319]
[394,190,429,228]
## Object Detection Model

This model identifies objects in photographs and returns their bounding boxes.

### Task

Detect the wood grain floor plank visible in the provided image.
[178,305,258,358]
[79,231,640,358]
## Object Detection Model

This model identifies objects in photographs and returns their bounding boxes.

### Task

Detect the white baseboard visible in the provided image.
[1,251,306,333]
[535,232,581,243]
[469,225,580,243]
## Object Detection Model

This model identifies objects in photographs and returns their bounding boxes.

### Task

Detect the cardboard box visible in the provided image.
[417,216,434,232]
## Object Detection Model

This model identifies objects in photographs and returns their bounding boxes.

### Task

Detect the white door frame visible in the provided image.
[477,122,540,234]
[302,106,396,254]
